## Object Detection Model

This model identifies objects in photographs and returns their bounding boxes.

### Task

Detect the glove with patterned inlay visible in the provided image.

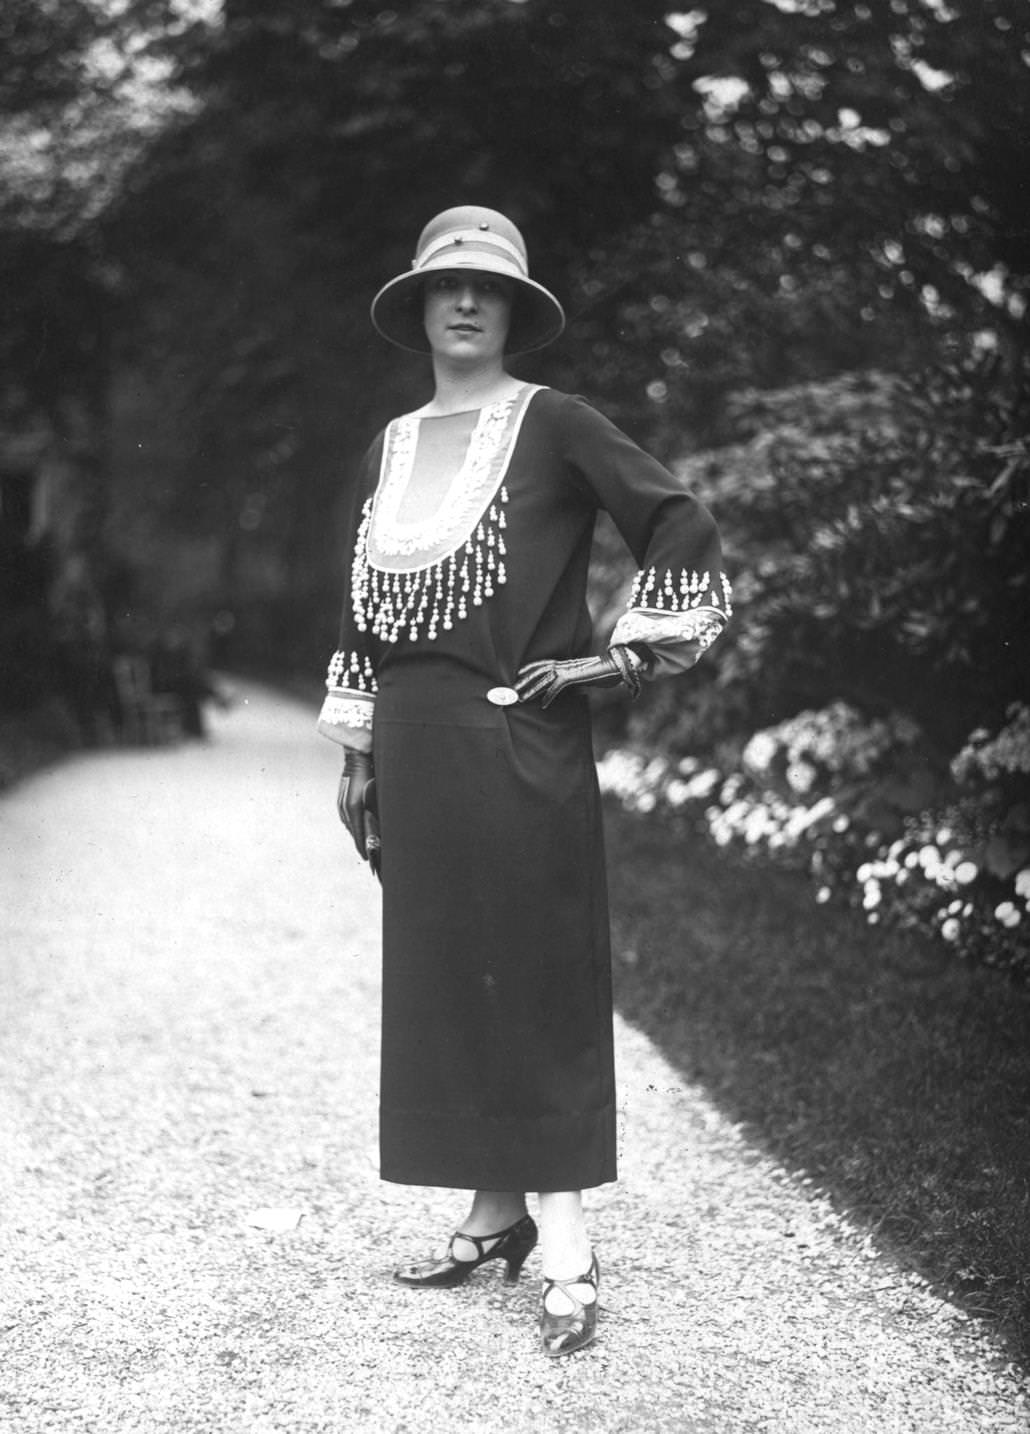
[514,644,650,710]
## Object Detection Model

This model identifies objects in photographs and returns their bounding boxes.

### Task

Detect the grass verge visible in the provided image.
[605,804,1030,1369]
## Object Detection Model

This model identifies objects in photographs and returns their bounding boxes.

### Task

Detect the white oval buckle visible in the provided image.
[486,686,520,707]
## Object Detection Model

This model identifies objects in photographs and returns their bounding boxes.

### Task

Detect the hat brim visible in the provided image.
[370,265,565,356]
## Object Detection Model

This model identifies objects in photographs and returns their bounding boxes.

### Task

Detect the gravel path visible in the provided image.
[1,682,1027,1434]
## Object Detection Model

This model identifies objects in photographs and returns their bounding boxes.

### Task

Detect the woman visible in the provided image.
[318,207,731,1356]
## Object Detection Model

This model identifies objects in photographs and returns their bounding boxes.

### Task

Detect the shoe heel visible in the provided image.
[503,1250,530,1285]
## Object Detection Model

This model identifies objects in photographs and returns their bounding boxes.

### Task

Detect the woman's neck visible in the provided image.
[417,361,524,417]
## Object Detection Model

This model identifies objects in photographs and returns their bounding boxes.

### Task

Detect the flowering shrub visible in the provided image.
[598,702,1030,981]
[741,700,925,805]
[952,703,1030,785]
[591,351,1030,981]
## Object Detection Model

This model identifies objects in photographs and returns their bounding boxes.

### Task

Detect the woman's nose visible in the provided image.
[455,284,478,310]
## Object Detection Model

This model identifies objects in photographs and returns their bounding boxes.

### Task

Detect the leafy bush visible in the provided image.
[716,351,1027,741]
[593,350,1030,758]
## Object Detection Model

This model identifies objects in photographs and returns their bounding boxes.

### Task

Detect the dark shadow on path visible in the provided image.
[605,807,1030,1369]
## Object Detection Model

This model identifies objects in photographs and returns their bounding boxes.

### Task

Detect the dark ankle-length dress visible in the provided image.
[318,385,730,1192]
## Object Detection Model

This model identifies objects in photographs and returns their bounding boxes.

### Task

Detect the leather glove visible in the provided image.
[515,644,649,710]
[337,748,377,866]
[363,778,381,882]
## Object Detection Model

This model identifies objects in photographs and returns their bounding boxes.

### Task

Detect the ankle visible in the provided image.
[540,1233,592,1282]
[460,1193,527,1237]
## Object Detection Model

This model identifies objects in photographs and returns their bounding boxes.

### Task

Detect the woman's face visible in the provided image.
[423,269,514,362]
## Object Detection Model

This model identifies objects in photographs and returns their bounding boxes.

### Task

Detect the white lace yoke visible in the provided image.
[367,385,541,572]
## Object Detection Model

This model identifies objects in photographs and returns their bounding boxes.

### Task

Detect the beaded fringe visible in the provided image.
[326,649,378,695]
[352,489,510,645]
[627,566,734,616]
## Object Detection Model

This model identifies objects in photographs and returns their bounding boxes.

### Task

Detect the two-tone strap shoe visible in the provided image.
[540,1252,600,1357]
[394,1213,538,1288]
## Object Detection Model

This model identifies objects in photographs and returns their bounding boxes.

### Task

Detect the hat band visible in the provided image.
[415,230,528,275]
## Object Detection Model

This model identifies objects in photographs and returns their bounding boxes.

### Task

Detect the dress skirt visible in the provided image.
[373,656,617,1191]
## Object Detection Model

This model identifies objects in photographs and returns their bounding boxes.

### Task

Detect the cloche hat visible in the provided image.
[370,206,565,355]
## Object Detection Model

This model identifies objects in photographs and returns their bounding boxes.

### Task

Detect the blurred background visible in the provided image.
[1,0,1027,963]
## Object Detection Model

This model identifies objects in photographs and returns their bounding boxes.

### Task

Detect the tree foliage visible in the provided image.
[616,348,1030,759]
[2,0,1028,669]
[561,0,1029,442]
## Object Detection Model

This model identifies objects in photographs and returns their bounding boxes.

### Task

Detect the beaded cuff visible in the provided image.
[611,606,727,655]
[317,686,375,750]
[319,649,377,747]
[318,690,376,730]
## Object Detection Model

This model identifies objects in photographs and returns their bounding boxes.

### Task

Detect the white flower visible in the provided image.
[832,814,850,833]
[682,769,721,800]
[786,760,817,794]
[940,917,961,941]
[995,902,1020,928]
[936,826,953,845]
[743,732,778,772]
[954,861,978,885]
[1014,868,1030,900]
[918,845,940,869]
[816,886,831,904]
[857,863,872,883]
[863,886,882,910]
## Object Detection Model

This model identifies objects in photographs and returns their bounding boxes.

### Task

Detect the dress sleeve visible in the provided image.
[560,395,732,677]
[317,442,381,752]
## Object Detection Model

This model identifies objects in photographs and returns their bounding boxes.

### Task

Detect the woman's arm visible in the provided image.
[317,442,383,752]
[559,394,731,677]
